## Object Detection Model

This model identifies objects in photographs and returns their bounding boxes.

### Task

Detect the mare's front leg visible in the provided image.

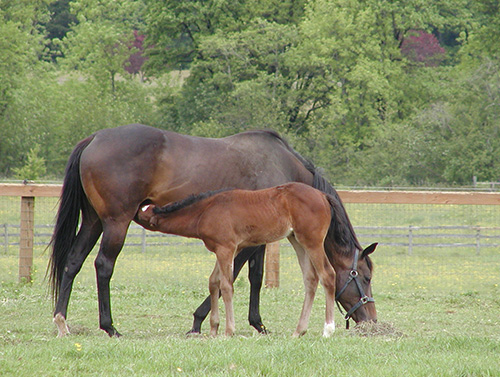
[94,222,128,337]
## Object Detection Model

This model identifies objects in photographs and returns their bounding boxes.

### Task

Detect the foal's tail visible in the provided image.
[47,135,95,304]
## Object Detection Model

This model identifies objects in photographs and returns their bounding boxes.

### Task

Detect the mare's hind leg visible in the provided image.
[54,215,102,337]
[94,221,129,337]
[288,236,319,337]
[247,245,268,333]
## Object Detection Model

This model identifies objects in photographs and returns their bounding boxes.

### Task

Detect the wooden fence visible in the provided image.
[1,183,500,284]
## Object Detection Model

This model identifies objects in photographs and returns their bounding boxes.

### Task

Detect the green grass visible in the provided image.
[1,242,499,377]
[1,196,499,376]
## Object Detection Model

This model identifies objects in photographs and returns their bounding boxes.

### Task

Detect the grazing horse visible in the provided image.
[137,183,377,337]
[48,123,377,337]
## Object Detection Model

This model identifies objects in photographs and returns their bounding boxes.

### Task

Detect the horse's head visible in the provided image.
[335,243,377,326]
[137,204,159,229]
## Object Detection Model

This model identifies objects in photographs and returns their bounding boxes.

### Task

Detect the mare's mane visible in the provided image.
[264,130,363,257]
[153,188,231,215]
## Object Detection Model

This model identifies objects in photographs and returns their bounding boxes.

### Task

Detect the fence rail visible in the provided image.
[3,223,500,255]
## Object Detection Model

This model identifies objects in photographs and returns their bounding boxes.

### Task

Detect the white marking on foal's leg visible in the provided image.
[323,322,335,338]
[53,313,70,337]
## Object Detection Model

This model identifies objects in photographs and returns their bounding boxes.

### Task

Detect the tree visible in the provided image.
[143,0,307,72]
[60,0,145,93]
[460,0,500,60]
[43,0,78,61]
[156,19,298,135]
[125,30,148,81]
[401,30,446,66]
[0,0,49,115]
[12,144,47,181]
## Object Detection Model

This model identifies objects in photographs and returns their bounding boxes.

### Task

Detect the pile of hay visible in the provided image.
[349,321,404,338]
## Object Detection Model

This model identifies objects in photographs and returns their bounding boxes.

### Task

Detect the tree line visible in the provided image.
[1,0,499,187]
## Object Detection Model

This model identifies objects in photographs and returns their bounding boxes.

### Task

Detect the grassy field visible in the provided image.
[1,239,499,377]
[1,196,499,376]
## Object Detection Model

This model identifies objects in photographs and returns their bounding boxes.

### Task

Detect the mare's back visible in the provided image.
[79,125,313,214]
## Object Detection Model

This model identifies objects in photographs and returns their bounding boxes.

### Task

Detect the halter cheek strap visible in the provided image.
[335,248,375,329]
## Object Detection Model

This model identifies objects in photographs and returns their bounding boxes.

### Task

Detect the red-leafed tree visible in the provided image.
[401,30,446,67]
[125,30,148,80]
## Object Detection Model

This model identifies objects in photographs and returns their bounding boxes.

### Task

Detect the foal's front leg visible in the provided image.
[289,237,319,337]
[305,246,337,337]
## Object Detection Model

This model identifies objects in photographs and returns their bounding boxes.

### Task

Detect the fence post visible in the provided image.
[141,227,146,253]
[3,223,7,254]
[475,227,481,255]
[408,225,413,255]
[19,196,35,283]
[265,241,280,288]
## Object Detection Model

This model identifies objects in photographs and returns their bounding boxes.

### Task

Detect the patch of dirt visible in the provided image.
[349,321,405,338]
[67,324,93,336]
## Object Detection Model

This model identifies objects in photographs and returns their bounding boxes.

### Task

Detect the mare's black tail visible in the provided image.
[47,135,94,304]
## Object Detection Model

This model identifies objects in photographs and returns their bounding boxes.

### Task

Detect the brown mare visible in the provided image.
[137,182,377,337]
[48,123,377,337]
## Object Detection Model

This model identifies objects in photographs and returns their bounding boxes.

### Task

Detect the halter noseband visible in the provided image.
[335,248,375,329]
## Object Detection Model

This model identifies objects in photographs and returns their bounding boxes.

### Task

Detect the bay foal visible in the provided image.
[139,182,347,337]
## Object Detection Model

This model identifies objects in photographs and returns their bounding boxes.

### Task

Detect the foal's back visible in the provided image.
[197,183,332,251]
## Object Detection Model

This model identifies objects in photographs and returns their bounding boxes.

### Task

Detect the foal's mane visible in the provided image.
[265,130,362,257]
[153,188,231,215]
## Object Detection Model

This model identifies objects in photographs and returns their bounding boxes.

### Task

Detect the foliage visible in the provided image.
[59,0,146,94]
[401,30,446,66]
[0,0,499,186]
[125,31,148,80]
[12,144,47,181]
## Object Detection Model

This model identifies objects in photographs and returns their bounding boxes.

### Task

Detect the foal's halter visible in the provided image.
[335,248,375,329]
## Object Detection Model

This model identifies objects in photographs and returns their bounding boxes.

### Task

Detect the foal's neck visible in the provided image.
[156,201,207,238]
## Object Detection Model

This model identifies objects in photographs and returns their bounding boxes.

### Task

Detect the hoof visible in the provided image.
[292,329,307,337]
[323,322,335,338]
[257,324,269,335]
[186,328,201,336]
[53,313,70,337]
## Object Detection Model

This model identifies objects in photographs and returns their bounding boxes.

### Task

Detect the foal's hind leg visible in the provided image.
[210,246,236,336]
[208,262,221,336]
[54,217,102,337]
[189,245,267,334]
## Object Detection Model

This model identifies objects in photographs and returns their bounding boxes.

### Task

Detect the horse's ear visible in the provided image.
[362,243,378,258]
